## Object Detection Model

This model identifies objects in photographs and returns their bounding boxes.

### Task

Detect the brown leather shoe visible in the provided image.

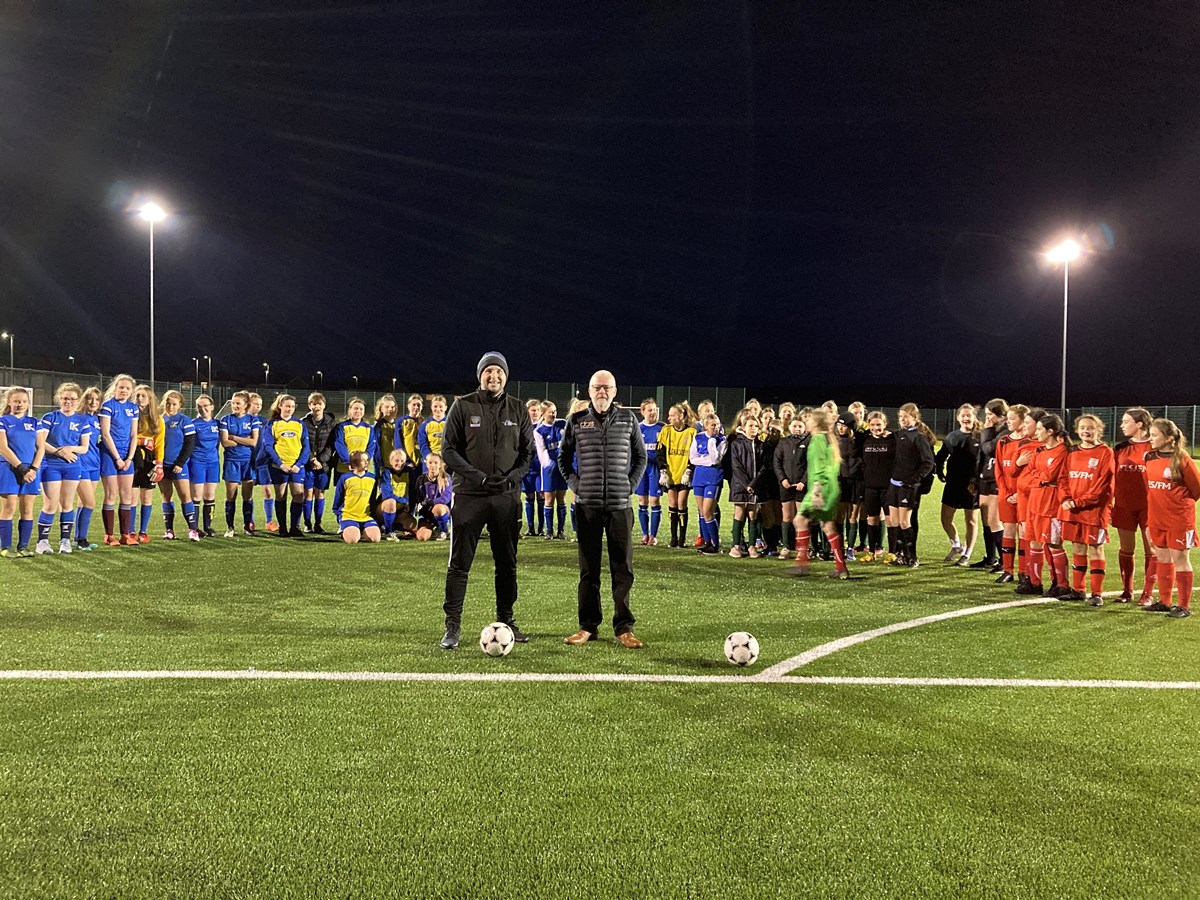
[564,629,597,645]
[615,631,644,649]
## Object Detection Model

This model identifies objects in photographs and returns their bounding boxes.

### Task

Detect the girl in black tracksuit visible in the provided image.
[774,414,810,560]
[834,413,862,559]
[887,403,937,567]
[859,411,897,560]
[727,412,769,557]
[935,403,983,565]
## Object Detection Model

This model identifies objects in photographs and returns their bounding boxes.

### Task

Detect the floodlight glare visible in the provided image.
[139,203,167,223]
[1046,240,1081,263]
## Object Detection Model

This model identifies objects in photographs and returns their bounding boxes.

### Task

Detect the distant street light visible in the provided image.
[203,354,212,385]
[138,202,168,386]
[68,355,75,371]
[391,377,397,392]
[192,357,199,384]
[263,361,270,383]
[1,332,13,371]
[352,375,359,389]
[1046,239,1082,413]
[316,370,323,388]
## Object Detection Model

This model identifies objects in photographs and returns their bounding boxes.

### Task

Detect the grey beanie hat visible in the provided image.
[477,351,509,381]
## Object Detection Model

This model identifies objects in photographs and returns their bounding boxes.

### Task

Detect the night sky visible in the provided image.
[3,2,1199,403]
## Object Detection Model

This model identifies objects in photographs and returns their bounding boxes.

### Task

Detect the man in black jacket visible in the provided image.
[557,370,648,648]
[438,352,535,650]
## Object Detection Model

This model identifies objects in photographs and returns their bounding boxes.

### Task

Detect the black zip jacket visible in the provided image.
[978,425,1001,484]
[728,432,771,503]
[557,404,647,509]
[441,390,534,496]
[936,429,982,488]
[891,426,936,486]
[773,433,810,488]
[860,432,897,489]
[837,431,862,479]
[302,411,337,471]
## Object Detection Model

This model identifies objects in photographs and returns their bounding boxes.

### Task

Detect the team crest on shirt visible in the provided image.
[1088,457,1098,467]
[1163,466,1172,479]
[22,423,34,431]
[469,416,481,428]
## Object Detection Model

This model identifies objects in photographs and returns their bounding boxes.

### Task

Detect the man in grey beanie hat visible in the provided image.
[437,351,535,649]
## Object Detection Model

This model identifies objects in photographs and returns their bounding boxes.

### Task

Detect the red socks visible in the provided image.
[1071,552,1088,592]
[1118,550,1135,595]
[1020,539,1032,577]
[1141,555,1159,601]
[1158,563,1176,606]
[1177,570,1193,610]
[1049,547,1068,588]
[1001,538,1016,574]
[1029,547,1044,585]
[795,529,811,563]
[1089,558,1106,597]
[829,532,846,570]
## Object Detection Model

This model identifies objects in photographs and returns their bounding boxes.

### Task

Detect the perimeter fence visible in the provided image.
[3,366,1196,449]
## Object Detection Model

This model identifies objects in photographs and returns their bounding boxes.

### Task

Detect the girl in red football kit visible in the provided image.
[1012,407,1046,589]
[1058,415,1115,606]
[992,404,1030,583]
[1016,413,1070,596]
[1141,418,1200,618]
[1112,407,1156,603]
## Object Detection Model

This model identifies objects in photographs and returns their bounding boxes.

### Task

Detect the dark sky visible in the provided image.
[2,1,1199,402]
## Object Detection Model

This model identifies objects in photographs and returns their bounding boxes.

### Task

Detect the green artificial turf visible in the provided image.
[1,496,1198,897]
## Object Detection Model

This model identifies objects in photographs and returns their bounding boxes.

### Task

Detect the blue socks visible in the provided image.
[139,503,152,534]
[525,496,535,532]
[17,518,32,549]
[38,511,54,543]
[556,502,566,535]
[60,510,75,541]
[650,505,661,538]
[383,510,395,533]
[264,496,275,524]
[162,502,175,531]
[303,498,313,525]
[76,507,92,543]
[183,501,197,531]
[314,497,325,525]
[435,512,450,535]
[0,519,11,550]
[638,504,649,536]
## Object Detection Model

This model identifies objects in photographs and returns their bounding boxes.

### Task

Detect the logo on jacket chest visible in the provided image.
[579,420,595,429]
[470,416,481,428]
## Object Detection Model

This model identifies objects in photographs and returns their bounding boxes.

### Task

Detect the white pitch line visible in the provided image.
[0,667,1196,690]
[756,597,1059,679]
[776,676,1200,690]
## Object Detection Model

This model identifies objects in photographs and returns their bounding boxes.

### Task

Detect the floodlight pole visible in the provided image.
[1060,261,1069,415]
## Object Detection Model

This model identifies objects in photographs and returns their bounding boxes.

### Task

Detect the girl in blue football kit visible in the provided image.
[376,448,412,539]
[522,398,544,536]
[220,390,260,537]
[534,401,568,540]
[98,374,140,545]
[417,395,447,473]
[0,386,47,557]
[73,386,103,550]
[333,398,377,478]
[247,392,276,532]
[689,413,727,555]
[159,390,200,541]
[189,394,222,537]
[36,382,92,554]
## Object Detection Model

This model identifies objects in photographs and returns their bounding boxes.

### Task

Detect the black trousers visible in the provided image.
[443,492,521,627]
[575,505,636,636]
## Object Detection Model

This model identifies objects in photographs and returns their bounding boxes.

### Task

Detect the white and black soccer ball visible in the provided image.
[479,622,515,657]
[724,631,760,667]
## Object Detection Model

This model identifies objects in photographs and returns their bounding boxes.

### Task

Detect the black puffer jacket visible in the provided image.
[773,433,810,488]
[302,411,337,471]
[441,389,534,496]
[557,404,647,510]
[728,432,771,503]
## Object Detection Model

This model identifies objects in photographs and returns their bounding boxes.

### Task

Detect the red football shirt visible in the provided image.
[1143,451,1200,532]
[1059,444,1115,528]
[1027,442,1069,518]
[1113,438,1152,511]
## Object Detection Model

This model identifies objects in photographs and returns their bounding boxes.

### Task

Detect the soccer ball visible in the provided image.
[479,622,515,657]
[723,631,760,667]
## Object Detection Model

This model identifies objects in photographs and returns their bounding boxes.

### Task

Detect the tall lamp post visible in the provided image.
[138,202,168,386]
[391,377,397,392]
[1046,239,1081,413]
[68,355,75,371]
[0,332,12,372]
[204,355,212,385]
[192,357,199,384]
[352,375,359,389]
[315,370,323,388]
[263,362,270,384]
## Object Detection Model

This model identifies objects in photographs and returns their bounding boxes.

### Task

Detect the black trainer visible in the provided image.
[989,562,1005,574]
[1143,601,1172,612]
[1015,582,1043,596]
[1087,594,1103,607]
[439,626,461,650]
[1167,606,1192,618]
[995,572,1015,584]
[969,557,994,569]
[313,523,326,534]
[506,622,530,643]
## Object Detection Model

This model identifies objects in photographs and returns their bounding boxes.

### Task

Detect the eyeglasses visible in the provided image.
[590,384,615,393]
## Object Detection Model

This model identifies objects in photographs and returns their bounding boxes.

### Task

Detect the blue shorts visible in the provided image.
[692,483,722,501]
[305,469,330,492]
[100,450,134,478]
[223,457,253,483]
[635,468,662,498]
[255,464,272,487]
[339,518,377,531]
[270,467,306,486]
[522,470,540,493]
[41,462,82,483]
[79,465,100,482]
[540,464,567,493]
[0,465,40,495]
[188,457,220,485]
